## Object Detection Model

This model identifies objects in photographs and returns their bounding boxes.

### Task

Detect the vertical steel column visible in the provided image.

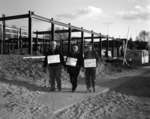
[51,18,55,42]
[106,35,109,57]
[68,23,71,55]
[81,27,84,56]
[19,28,21,49]
[43,36,45,53]
[99,33,102,57]
[28,11,33,54]
[2,14,6,54]
[117,39,120,57]
[91,31,94,47]
[19,28,23,53]
[0,25,3,54]
[17,28,19,49]
[112,38,114,58]
[35,31,38,53]
[19,28,22,48]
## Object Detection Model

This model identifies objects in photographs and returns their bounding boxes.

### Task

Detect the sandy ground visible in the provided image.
[0,55,150,119]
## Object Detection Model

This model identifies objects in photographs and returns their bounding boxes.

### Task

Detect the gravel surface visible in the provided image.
[54,91,150,119]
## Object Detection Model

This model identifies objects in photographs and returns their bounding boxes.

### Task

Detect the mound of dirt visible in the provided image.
[0,55,48,86]
[0,55,131,86]
[0,55,70,88]
[0,83,52,119]
[54,91,150,119]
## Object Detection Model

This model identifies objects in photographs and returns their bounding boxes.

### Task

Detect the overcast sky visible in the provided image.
[0,0,150,39]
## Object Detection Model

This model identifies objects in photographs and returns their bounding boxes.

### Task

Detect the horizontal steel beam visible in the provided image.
[33,29,81,34]
[32,13,101,36]
[61,40,101,44]
[32,14,51,23]
[34,31,50,34]
[56,29,80,33]
[0,14,29,21]
[52,19,70,28]
[71,36,107,40]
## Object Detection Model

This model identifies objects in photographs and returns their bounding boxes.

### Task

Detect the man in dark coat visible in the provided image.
[84,45,99,92]
[66,45,83,92]
[44,41,64,91]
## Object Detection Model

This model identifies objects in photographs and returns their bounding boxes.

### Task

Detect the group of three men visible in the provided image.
[43,41,99,93]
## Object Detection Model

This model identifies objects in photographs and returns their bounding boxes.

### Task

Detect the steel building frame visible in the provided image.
[0,11,122,57]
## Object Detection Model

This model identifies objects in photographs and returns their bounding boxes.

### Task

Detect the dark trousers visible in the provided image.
[68,67,80,91]
[48,66,62,90]
[85,68,96,91]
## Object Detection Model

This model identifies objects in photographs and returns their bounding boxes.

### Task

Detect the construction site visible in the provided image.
[0,4,150,119]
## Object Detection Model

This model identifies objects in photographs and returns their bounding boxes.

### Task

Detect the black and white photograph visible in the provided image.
[0,0,150,118]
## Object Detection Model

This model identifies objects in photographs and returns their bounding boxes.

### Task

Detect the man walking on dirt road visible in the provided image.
[84,44,99,92]
[66,45,83,92]
[43,41,64,91]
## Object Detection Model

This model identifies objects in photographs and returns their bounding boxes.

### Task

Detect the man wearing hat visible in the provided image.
[43,41,64,91]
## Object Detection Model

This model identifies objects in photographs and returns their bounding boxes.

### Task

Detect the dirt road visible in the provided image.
[52,66,150,119]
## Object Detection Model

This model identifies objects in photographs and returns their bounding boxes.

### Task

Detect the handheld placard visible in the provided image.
[84,59,96,68]
[47,54,60,64]
[66,57,77,67]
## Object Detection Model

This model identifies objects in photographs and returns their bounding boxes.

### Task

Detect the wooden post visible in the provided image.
[68,23,71,55]
[81,27,84,56]
[99,33,102,57]
[28,11,33,54]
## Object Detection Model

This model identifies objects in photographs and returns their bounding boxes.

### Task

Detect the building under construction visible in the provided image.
[0,11,125,58]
